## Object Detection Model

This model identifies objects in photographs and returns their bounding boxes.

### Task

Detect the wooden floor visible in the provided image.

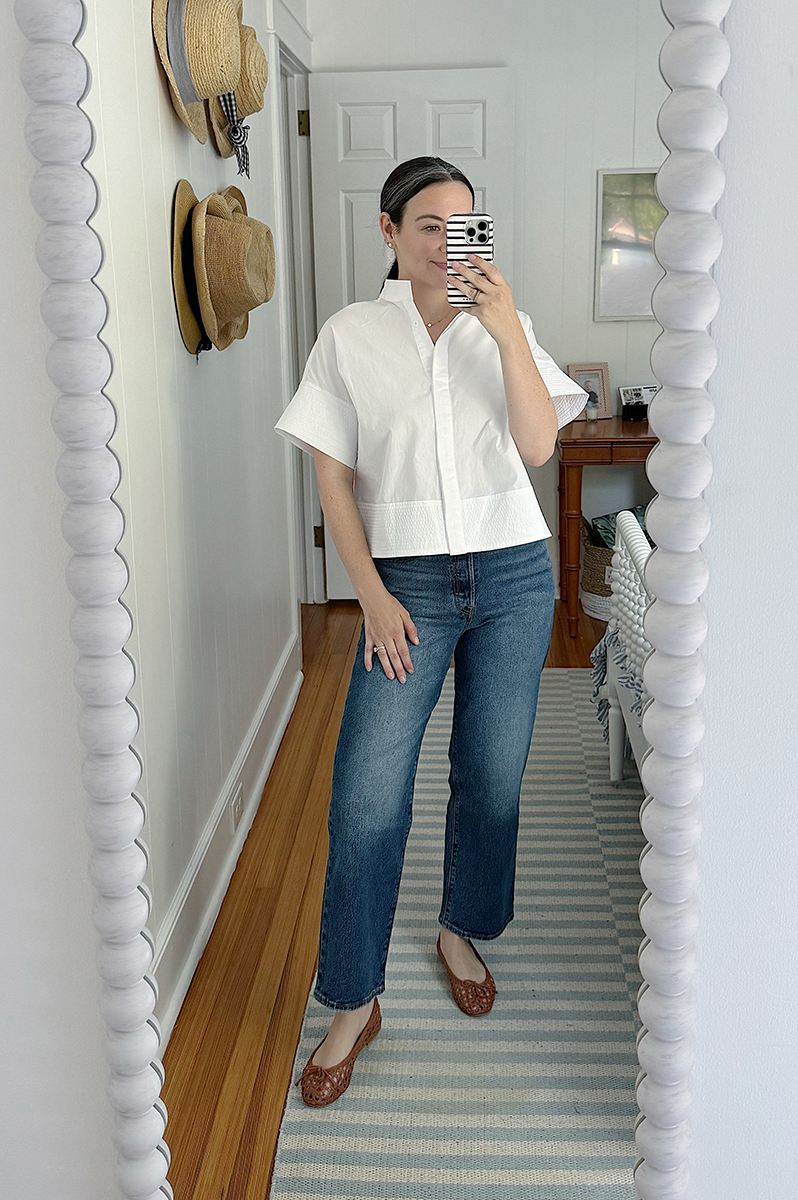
[160,597,607,1199]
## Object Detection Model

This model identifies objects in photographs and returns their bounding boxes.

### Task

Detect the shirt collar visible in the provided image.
[378,278,417,313]
[378,276,471,355]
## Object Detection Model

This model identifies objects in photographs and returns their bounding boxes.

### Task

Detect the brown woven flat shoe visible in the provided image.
[437,933,497,1015]
[297,997,381,1107]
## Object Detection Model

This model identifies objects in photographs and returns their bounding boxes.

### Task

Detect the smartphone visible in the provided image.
[446,213,495,307]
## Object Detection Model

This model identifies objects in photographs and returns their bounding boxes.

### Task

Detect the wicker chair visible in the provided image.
[590,510,655,781]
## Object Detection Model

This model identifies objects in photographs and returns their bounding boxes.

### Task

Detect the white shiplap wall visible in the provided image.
[79,0,306,1028]
[307,0,669,532]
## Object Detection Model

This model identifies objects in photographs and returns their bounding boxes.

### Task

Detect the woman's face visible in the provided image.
[381,181,474,291]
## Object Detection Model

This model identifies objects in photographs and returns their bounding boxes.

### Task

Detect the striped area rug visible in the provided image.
[270,668,645,1199]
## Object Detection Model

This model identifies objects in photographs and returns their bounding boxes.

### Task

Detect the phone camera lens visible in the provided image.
[478,233,487,242]
[477,221,487,231]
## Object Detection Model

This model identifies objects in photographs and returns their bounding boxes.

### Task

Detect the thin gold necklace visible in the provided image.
[424,308,458,329]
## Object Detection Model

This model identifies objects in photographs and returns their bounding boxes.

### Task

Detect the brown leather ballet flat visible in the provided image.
[437,933,497,1016]
[297,997,381,1107]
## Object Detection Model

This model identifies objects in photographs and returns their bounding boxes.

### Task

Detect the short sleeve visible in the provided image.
[516,311,590,430]
[274,317,358,469]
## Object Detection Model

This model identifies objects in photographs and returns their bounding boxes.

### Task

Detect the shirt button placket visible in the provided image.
[431,337,466,555]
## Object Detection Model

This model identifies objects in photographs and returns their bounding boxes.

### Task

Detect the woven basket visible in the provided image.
[579,515,613,621]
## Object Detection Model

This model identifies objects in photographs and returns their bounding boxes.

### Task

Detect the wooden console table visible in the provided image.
[557,416,657,638]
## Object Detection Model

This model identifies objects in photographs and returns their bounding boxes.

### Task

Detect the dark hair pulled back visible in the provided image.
[380,156,475,284]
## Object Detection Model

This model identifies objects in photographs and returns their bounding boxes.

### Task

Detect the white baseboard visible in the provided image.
[151,631,304,1047]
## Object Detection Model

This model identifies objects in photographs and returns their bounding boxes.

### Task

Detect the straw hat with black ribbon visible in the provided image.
[206,23,268,171]
[152,0,254,174]
[171,179,276,355]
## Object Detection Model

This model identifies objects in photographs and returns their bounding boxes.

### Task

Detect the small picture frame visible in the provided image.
[618,384,658,406]
[567,362,611,420]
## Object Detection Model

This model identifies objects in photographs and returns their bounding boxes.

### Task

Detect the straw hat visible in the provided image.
[152,0,241,143]
[171,179,276,354]
[172,179,207,354]
[206,25,268,159]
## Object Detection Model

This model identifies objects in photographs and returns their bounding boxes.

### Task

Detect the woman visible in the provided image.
[274,156,587,1107]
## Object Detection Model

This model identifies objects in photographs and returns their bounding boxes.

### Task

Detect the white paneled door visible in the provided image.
[307,67,516,598]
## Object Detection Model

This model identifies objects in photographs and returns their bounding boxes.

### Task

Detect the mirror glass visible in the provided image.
[156,4,670,1196]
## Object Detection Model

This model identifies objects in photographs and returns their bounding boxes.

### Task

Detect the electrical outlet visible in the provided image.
[230,781,244,833]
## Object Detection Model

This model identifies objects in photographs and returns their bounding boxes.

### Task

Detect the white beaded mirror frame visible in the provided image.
[14,0,729,1195]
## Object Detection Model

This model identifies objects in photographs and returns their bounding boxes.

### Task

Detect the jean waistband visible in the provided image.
[372,538,548,566]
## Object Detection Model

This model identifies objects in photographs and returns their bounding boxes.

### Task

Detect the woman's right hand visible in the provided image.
[361,587,419,682]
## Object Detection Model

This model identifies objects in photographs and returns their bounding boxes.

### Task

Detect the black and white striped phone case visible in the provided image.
[446,213,495,307]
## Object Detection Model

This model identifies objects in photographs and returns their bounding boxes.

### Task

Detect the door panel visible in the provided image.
[308,67,516,597]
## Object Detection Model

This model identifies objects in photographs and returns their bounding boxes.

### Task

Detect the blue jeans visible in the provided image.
[313,537,556,1011]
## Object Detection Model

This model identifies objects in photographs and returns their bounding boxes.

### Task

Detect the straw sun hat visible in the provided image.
[172,179,276,355]
[152,0,241,144]
[206,24,268,161]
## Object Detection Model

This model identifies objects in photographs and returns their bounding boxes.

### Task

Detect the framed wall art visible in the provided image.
[594,168,667,320]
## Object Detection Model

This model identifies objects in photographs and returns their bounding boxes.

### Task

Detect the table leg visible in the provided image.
[557,459,566,599]
[563,462,583,638]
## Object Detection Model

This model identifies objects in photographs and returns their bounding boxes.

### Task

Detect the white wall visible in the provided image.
[306,0,668,536]
[0,7,122,1198]
[280,0,307,28]
[689,3,798,1196]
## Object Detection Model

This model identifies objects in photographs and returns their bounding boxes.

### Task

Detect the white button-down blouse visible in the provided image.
[274,278,588,557]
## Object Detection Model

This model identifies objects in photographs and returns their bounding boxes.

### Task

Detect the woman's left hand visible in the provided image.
[448,254,523,347]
